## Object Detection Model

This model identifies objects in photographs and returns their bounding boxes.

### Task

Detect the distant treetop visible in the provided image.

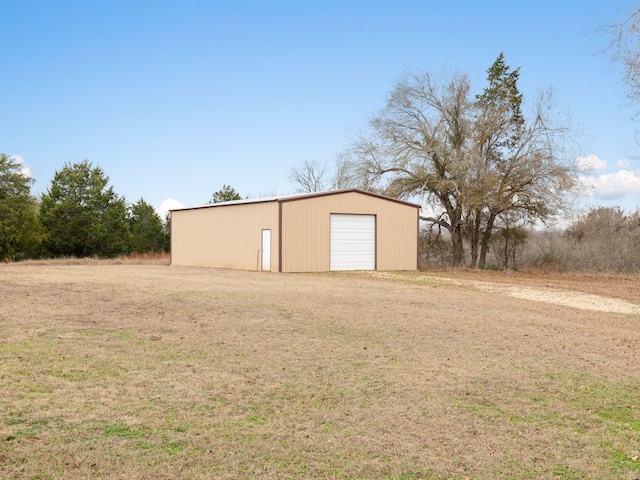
[209,184,242,203]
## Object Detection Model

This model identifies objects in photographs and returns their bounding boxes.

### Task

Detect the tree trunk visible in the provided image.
[503,235,510,267]
[478,212,497,268]
[450,222,465,266]
[469,209,482,268]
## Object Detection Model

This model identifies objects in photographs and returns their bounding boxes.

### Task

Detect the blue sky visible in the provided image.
[3,1,640,218]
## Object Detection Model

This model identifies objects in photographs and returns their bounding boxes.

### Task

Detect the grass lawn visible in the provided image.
[1,262,639,479]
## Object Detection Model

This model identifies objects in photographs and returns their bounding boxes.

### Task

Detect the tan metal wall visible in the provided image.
[280,191,418,272]
[171,201,280,271]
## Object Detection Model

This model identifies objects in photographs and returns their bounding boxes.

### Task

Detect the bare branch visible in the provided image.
[289,159,328,193]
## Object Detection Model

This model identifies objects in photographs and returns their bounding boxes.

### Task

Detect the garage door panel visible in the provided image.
[330,214,375,271]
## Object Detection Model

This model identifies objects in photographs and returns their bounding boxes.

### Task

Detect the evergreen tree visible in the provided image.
[39,160,129,257]
[209,185,241,203]
[128,198,169,253]
[0,154,43,260]
[469,53,526,267]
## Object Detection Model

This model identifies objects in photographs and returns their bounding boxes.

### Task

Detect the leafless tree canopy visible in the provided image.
[289,156,370,193]
[607,7,640,115]
[342,55,577,267]
[524,206,640,272]
[288,159,328,194]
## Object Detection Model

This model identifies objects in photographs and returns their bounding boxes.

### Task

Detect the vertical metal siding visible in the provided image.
[281,191,418,272]
[171,202,279,270]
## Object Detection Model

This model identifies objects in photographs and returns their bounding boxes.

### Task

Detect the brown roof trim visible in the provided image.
[169,197,278,212]
[170,188,420,212]
[277,188,421,208]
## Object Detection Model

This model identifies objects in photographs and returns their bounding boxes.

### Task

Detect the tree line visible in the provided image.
[0,154,246,262]
[0,156,170,261]
[418,205,640,273]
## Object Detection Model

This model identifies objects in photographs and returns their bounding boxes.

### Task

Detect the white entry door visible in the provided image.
[330,214,375,271]
[261,229,271,271]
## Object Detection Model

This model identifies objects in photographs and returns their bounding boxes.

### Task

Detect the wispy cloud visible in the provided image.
[575,154,607,172]
[617,159,631,169]
[156,198,185,219]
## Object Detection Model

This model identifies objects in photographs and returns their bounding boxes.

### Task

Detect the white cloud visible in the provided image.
[575,154,607,172]
[9,154,31,178]
[579,169,640,200]
[156,198,185,219]
[617,158,631,169]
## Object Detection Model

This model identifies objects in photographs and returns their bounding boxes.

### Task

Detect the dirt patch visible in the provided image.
[1,263,639,479]
[373,270,640,314]
[503,286,640,314]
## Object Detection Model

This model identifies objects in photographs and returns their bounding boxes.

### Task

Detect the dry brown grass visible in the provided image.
[1,262,639,479]
[413,268,640,306]
[8,252,171,266]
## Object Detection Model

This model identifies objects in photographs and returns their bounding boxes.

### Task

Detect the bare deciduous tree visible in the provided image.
[344,70,473,265]
[606,7,640,117]
[288,159,328,193]
[343,55,577,267]
[521,206,640,272]
[289,156,367,193]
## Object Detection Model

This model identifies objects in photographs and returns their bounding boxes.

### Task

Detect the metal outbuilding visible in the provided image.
[170,189,419,272]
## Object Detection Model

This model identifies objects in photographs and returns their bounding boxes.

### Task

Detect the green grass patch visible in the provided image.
[551,464,587,479]
[609,449,640,473]
[453,370,640,479]
[103,424,146,439]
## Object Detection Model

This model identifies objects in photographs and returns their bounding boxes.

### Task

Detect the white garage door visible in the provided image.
[330,214,376,271]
